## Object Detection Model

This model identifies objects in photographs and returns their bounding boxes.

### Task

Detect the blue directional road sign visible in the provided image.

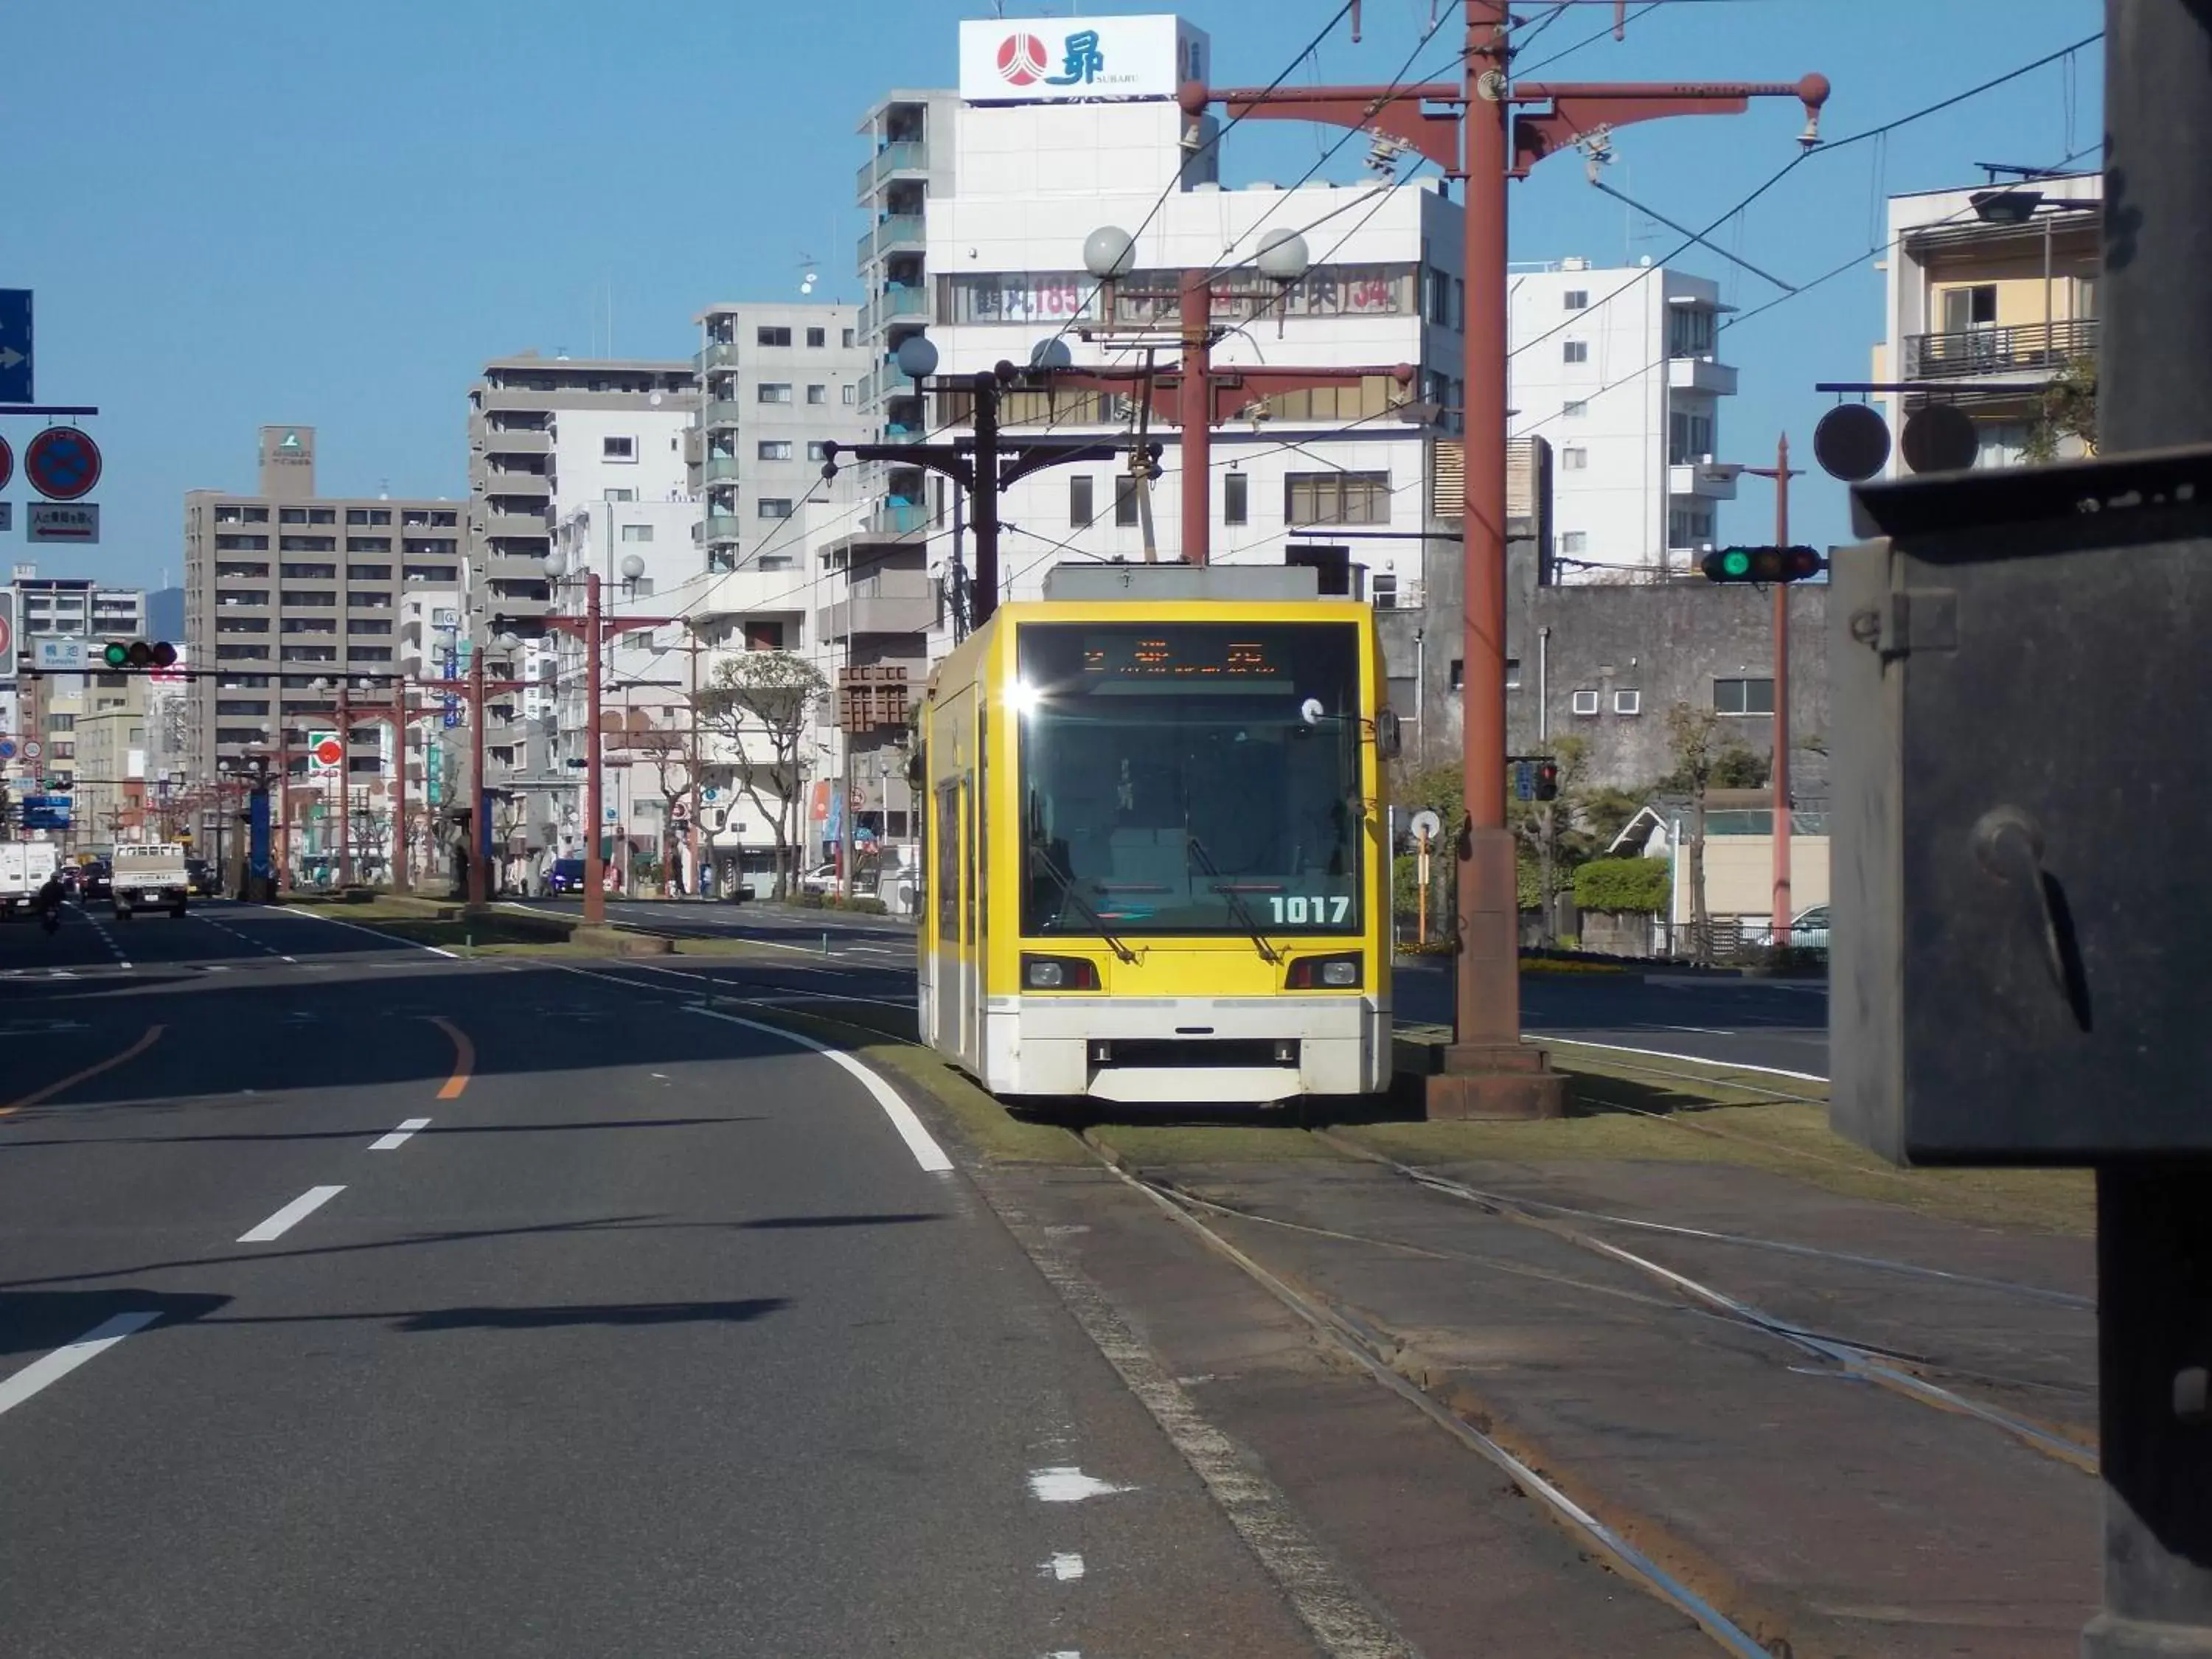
[0,291,29,404]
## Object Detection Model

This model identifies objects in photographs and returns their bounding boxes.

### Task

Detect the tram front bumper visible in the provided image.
[988,995,1388,1102]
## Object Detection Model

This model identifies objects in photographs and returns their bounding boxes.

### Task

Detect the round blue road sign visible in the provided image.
[25,426,101,501]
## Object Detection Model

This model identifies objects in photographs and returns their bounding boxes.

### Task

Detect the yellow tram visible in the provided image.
[917,563,1396,1106]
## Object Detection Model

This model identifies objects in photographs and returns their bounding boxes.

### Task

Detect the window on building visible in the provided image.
[843,384,858,405]
[1448,659,1464,692]
[1562,400,1588,420]
[1505,657,1522,689]
[1613,689,1643,715]
[1070,476,1095,527]
[1668,409,1715,465]
[603,487,636,503]
[758,498,794,519]
[1712,676,1776,716]
[1669,307,1716,356]
[1568,689,1599,717]
[279,535,337,553]
[706,547,737,574]
[1562,341,1588,364]
[349,647,394,663]
[216,644,271,660]
[45,714,74,733]
[279,562,337,579]
[806,327,826,348]
[279,507,309,524]
[806,384,827,405]
[1224,471,1248,526]
[1669,506,1714,546]
[620,524,655,543]
[347,536,392,553]
[347,619,394,636]
[1284,470,1391,526]
[401,537,458,555]
[1940,283,1999,332]
[216,534,270,552]
[759,554,795,571]
[745,620,785,650]
[757,326,793,347]
[347,591,392,610]
[1564,289,1589,310]
[1559,531,1588,554]
[347,563,392,581]
[841,328,856,349]
[602,436,636,462]
[1560,447,1588,471]
[622,630,654,650]
[307,507,336,525]
[1426,268,1451,324]
[1113,476,1140,526]
[758,439,793,461]
[756,383,792,405]
[429,509,457,527]
[806,441,831,462]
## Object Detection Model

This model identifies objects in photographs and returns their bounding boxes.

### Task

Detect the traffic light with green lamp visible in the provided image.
[1700,546,1825,584]
[102,640,179,670]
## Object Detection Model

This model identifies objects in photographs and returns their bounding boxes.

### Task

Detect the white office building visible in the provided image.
[1505,258,1739,580]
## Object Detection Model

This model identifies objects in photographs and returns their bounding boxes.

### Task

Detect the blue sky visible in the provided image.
[5,0,2100,591]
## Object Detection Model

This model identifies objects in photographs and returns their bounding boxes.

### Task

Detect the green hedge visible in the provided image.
[1573,855,1669,914]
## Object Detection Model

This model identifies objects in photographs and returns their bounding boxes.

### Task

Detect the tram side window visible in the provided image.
[936,786,960,940]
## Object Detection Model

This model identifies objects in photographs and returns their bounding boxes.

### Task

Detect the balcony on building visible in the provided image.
[704,397,745,431]
[696,339,743,372]
[476,425,551,457]
[701,454,742,485]
[858,212,926,269]
[1666,460,1740,501]
[1903,316,2098,380]
[819,567,935,641]
[479,508,551,542]
[856,139,930,203]
[858,285,931,339]
[1664,298,1738,396]
[703,512,743,545]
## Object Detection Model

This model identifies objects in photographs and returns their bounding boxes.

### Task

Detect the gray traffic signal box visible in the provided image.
[1832,445,2212,1165]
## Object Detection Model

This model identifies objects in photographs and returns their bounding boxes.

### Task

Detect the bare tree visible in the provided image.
[695,651,827,900]
[1663,704,1722,964]
[612,709,692,893]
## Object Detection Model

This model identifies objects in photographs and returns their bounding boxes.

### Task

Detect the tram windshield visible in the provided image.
[1015,621,1366,938]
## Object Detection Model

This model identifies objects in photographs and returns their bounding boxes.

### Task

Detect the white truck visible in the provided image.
[113,843,191,919]
[0,843,60,920]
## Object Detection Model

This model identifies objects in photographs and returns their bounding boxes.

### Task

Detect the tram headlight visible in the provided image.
[1284,953,1362,990]
[1023,953,1101,990]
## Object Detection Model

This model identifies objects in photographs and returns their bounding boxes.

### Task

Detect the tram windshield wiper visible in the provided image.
[1028,844,1137,963]
[1186,835,1283,964]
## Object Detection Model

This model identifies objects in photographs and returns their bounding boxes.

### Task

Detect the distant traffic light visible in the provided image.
[1534,761,1560,802]
[102,640,179,669]
[1700,546,1825,584]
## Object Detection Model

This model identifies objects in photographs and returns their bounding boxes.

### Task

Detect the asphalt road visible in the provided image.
[517,896,1832,1079]
[0,900,1322,1657]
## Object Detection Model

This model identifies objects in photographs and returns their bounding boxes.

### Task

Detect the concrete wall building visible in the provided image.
[74,678,150,856]
[1873,171,2101,473]
[1506,259,1739,579]
[693,303,870,577]
[182,426,461,813]
[10,565,146,644]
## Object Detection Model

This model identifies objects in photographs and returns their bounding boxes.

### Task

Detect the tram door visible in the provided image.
[933,779,965,1062]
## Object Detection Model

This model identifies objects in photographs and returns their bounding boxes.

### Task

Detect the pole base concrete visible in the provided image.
[1424,1044,1568,1121]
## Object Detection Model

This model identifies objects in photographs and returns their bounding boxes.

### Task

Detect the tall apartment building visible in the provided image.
[694,303,871,576]
[182,425,464,814]
[465,354,698,623]
[1505,258,1739,578]
[800,15,1455,862]
[1873,170,2101,474]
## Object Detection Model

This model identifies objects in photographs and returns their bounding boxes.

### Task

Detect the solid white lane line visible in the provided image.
[252,905,458,960]
[369,1117,431,1151]
[683,1005,953,1172]
[239,1184,346,1242]
[0,1312,160,1419]
[558,964,953,1173]
[1528,1034,1829,1084]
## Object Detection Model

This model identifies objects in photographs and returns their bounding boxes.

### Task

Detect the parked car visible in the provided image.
[798,861,841,895]
[542,858,588,896]
[1789,905,1830,950]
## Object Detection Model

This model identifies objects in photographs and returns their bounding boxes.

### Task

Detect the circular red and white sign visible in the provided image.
[996,32,1048,86]
[22,740,41,761]
[0,435,13,493]
[312,736,344,768]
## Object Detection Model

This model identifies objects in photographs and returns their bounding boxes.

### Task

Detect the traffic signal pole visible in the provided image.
[2086,5,2212,1653]
[1742,433,1804,944]
[1180,9,1826,1115]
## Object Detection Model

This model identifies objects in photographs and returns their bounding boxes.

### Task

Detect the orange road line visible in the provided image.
[0,1025,166,1119]
[430,1015,473,1100]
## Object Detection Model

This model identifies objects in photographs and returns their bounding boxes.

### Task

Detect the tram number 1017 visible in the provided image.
[1267,894,1352,926]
